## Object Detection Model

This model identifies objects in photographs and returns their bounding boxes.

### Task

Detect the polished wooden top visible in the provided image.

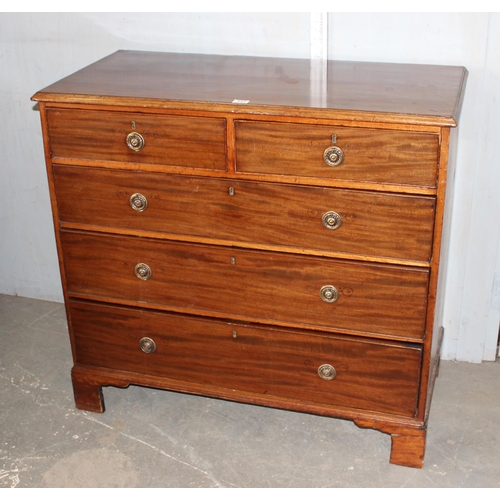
[32,50,467,126]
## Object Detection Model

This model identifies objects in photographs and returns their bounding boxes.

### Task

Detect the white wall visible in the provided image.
[452,14,500,362]
[1,12,498,362]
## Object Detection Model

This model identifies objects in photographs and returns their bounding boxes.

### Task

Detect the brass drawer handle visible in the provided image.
[135,263,152,280]
[323,146,344,167]
[322,211,343,230]
[320,285,339,303]
[318,364,336,380]
[139,337,156,354]
[130,193,148,212]
[126,131,145,151]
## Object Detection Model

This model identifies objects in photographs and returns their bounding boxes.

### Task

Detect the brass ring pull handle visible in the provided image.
[323,146,344,167]
[134,263,152,280]
[139,337,156,354]
[126,132,145,151]
[318,364,336,380]
[320,285,339,303]
[322,211,343,230]
[130,193,148,212]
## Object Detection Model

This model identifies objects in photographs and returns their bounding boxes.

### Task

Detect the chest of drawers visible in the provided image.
[32,51,467,468]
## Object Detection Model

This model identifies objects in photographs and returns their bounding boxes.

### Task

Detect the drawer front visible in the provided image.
[46,108,227,170]
[69,300,422,417]
[235,121,439,188]
[53,165,436,262]
[61,231,429,339]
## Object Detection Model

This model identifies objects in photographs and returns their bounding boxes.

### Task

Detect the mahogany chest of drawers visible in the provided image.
[32,51,467,468]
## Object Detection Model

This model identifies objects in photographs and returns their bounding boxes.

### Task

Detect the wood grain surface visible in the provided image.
[61,230,429,339]
[53,165,436,263]
[46,107,227,170]
[69,300,422,417]
[33,50,467,126]
[235,120,440,188]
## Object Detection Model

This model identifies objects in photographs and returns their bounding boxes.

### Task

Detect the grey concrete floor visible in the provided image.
[1,293,499,488]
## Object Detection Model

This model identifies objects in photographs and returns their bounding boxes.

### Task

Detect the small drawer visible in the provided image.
[61,231,429,340]
[235,121,439,188]
[53,165,436,262]
[46,108,227,170]
[69,300,422,417]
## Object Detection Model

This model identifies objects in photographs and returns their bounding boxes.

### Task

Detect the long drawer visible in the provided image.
[69,300,422,417]
[46,108,227,170]
[53,165,436,262]
[61,231,429,339]
[235,120,440,188]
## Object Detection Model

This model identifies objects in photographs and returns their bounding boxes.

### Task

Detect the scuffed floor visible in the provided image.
[1,294,499,488]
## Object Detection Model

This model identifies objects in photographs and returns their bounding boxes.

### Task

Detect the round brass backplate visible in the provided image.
[319,285,339,303]
[323,146,344,167]
[318,364,336,380]
[139,337,156,354]
[126,131,145,152]
[322,211,343,230]
[134,263,152,280]
[130,193,148,212]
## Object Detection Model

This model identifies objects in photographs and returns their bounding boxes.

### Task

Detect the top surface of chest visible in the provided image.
[32,50,467,126]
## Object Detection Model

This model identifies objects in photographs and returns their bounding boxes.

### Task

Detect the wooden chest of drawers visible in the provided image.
[32,51,467,468]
